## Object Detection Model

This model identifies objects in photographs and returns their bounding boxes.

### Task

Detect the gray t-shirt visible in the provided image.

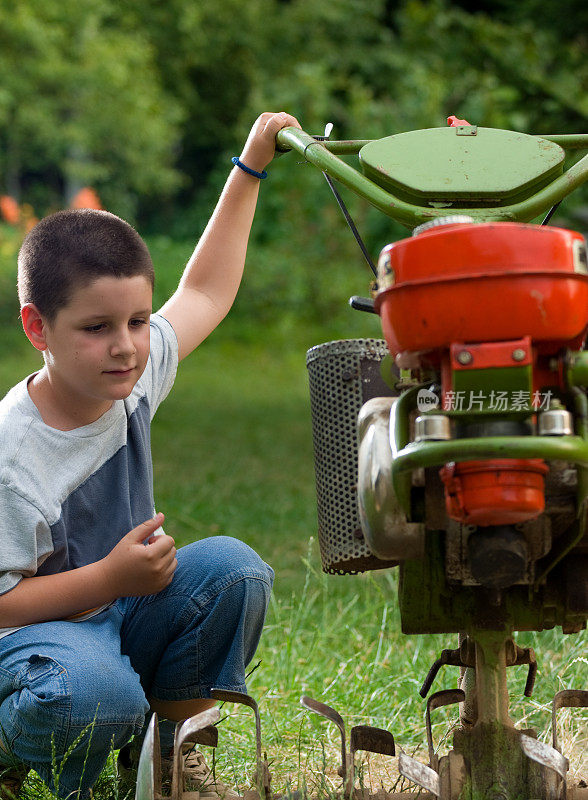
[0,313,178,638]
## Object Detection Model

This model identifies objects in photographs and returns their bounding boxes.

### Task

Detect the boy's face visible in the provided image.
[41,275,153,409]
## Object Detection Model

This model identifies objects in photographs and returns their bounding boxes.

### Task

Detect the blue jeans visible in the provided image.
[0,537,274,799]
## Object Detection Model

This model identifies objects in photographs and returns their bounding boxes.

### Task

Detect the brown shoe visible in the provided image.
[162,745,240,800]
[0,767,24,800]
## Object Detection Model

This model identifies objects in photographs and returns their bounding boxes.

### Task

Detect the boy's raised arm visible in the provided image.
[159,112,301,361]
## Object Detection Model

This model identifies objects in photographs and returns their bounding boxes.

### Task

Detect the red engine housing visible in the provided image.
[375,222,588,357]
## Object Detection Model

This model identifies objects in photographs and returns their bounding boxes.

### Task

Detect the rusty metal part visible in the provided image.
[459,668,477,728]
[510,643,538,697]
[420,636,537,699]
[453,722,544,800]
[448,634,550,799]
[467,525,529,590]
[420,639,474,697]
[349,725,395,800]
[135,712,161,800]
[472,633,514,726]
[301,695,352,793]
[349,725,395,760]
[301,697,397,799]
[170,708,221,800]
[398,752,440,797]
[552,689,588,751]
[520,733,569,779]
[438,750,467,800]
[425,689,465,770]
[349,725,396,759]
[211,689,272,798]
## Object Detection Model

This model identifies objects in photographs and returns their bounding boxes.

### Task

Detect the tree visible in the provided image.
[0,0,183,218]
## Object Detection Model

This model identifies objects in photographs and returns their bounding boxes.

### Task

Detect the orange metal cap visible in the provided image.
[439,458,549,526]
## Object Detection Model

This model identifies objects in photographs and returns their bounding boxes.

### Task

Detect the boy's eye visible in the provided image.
[129,318,148,328]
[84,323,106,333]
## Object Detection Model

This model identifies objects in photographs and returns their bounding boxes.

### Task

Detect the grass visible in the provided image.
[0,320,585,800]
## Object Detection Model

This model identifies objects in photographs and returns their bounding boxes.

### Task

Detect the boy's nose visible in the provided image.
[110,328,136,357]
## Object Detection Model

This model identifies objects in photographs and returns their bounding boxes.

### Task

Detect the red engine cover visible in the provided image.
[375,223,588,356]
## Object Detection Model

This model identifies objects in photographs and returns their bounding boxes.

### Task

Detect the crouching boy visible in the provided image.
[0,112,300,799]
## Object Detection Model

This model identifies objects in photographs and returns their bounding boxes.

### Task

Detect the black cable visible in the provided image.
[541,201,562,225]
[322,172,378,277]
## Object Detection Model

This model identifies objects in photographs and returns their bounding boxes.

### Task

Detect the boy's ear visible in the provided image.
[21,304,49,351]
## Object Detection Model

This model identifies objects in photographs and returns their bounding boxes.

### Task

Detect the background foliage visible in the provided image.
[1,0,587,330]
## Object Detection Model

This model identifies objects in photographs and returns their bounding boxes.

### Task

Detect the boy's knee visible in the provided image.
[180,536,274,587]
[69,658,148,729]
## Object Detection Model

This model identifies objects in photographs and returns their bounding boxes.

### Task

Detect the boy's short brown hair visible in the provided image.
[18,209,155,322]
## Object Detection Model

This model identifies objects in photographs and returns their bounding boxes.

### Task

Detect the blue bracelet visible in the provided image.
[231,157,268,180]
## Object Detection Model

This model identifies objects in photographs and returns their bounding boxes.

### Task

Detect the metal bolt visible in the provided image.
[512,348,526,362]
[457,350,473,365]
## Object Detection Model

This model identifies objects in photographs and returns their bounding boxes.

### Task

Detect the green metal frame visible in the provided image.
[275,128,588,228]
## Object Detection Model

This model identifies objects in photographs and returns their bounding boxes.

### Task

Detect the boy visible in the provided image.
[0,111,301,799]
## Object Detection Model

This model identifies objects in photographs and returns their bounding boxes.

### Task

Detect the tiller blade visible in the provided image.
[134,707,220,800]
[398,752,440,798]
[170,707,221,800]
[211,688,273,800]
[300,696,396,799]
[135,712,161,800]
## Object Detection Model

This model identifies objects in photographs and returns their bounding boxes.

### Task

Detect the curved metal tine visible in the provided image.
[135,712,161,800]
[552,689,588,751]
[349,725,395,759]
[211,689,271,797]
[182,724,218,748]
[176,707,221,751]
[349,723,395,795]
[211,690,263,764]
[301,696,347,778]
[398,751,441,797]
[171,708,221,800]
[520,734,569,780]
[425,689,465,771]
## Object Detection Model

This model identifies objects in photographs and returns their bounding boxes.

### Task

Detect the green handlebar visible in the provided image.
[275,127,588,229]
[276,128,425,228]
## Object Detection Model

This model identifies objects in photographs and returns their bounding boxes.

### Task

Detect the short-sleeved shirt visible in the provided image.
[0,313,178,639]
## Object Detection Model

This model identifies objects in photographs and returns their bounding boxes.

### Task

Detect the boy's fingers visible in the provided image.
[264,112,300,134]
[129,513,165,541]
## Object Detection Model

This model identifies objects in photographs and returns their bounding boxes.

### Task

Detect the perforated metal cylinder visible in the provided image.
[306,339,398,574]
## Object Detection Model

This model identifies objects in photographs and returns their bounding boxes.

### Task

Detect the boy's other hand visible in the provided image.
[100,513,177,599]
[239,112,301,174]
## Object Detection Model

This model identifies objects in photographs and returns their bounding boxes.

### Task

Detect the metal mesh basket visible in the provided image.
[306,339,399,574]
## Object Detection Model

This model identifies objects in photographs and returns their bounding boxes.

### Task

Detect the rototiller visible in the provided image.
[136,121,588,800]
